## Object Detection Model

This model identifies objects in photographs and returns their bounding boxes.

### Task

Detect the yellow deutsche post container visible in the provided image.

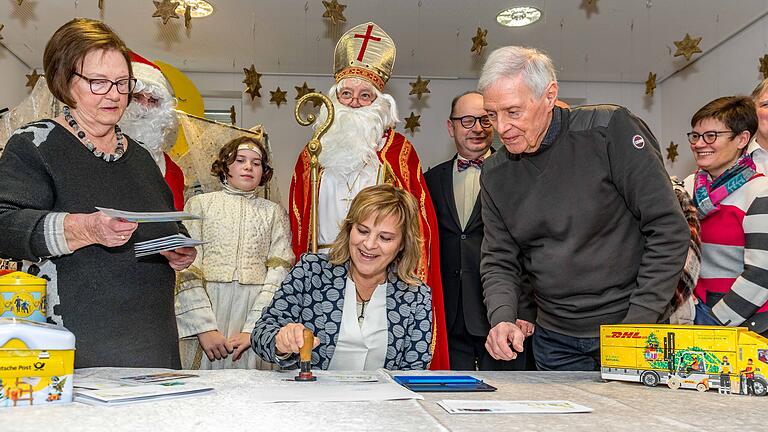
[0,272,47,322]
[0,318,75,407]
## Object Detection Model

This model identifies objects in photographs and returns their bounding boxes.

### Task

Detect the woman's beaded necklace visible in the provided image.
[63,106,125,162]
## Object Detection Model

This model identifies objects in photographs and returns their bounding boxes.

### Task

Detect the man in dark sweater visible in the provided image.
[425,91,536,370]
[478,46,689,371]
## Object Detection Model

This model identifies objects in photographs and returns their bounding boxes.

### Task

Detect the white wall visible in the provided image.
[184,71,661,207]
[660,13,768,179]
[0,44,30,114]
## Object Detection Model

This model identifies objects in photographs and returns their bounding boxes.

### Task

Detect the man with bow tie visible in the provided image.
[425,91,535,370]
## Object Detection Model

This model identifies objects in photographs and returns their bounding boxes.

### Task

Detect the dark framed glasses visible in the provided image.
[450,115,492,129]
[74,72,136,95]
[686,130,734,145]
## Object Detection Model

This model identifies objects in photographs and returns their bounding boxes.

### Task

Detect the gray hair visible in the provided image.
[477,46,557,97]
[752,78,768,101]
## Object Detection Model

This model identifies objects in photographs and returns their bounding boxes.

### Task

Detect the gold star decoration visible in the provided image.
[229,105,236,125]
[471,27,488,55]
[409,75,431,100]
[25,69,41,89]
[666,141,679,163]
[242,64,263,100]
[269,87,288,107]
[294,82,315,99]
[184,5,192,30]
[153,0,180,25]
[404,112,421,135]
[645,72,657,96]
[322,0,347,25]
[759,54,768,79]
[673,33,702,62]
[0,24,4,42]
[580,0,598,18]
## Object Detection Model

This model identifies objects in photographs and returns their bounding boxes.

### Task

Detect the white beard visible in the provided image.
[316,90,398,175]
[119,100,178,168]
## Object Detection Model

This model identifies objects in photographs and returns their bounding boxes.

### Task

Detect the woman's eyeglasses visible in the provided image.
[74,72,136,95]
[686,130,734,145]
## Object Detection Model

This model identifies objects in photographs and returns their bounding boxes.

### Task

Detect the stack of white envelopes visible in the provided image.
[134,234,207,258]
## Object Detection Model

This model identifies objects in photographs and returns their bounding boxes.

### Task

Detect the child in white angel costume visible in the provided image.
[177,135,294,369]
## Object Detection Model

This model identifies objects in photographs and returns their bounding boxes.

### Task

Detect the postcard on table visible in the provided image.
[438,400,594,414]
[75,384,213,406]
[121,372,199,384]
[96,207,202,223]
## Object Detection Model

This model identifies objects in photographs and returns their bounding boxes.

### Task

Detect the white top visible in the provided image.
[317,162,382,248]
[327,278,387,371]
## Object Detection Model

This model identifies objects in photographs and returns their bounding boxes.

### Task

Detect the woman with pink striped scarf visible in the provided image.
[683,96,768,335]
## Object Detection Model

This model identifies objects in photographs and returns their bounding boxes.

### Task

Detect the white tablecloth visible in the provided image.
[4,369,765,431]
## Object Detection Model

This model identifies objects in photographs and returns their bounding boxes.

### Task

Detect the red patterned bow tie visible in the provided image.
[457,157,484,172]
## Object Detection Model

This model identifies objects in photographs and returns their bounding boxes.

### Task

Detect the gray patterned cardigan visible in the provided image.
[251,253,433,370]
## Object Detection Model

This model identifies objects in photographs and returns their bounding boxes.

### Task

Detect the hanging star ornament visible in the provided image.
[242,64,263,100]
[409,75,431,100]
[759,54,768,79]
[295,82,320,107]
[322,0,347,25]
[673,33,702,62]
[404,112,421,135]
[153,0,180,25]
[295,82,315,99]
[580,0,599,18]
[666,141,679,163]
[471,27,488,55]
[270,87,288,107]
[184,5,192,30]
[25,69,41,89]
[645,72,657,96]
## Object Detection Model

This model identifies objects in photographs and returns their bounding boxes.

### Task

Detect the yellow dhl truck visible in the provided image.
[600,324,768,396]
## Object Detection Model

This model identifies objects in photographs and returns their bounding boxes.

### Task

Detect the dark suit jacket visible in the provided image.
[425,153,536,337]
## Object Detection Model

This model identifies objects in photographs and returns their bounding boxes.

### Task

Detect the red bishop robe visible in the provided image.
[164,153,185,211]
[289,129,450,370]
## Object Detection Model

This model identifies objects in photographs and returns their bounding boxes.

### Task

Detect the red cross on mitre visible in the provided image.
[334,22,396,91]
[353,24,382,62]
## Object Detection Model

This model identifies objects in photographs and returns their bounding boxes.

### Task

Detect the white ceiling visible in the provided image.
[2,0,768,83]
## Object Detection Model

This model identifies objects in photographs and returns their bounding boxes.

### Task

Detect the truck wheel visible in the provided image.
[641,371,659,387]
[753,378,767,396]
[667,377,681,390]
[696,382,708,392]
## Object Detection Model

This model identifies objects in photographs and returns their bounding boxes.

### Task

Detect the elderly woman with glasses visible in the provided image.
[0,18,195,368]
[683,96,768,336]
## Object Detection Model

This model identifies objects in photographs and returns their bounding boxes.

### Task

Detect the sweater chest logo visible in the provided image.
[632,135,645,149]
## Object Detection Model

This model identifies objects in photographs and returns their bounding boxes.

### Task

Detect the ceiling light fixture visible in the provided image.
[175,0,214,18]
[496,6,541,27]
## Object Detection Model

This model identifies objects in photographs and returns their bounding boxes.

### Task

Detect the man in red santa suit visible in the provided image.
[119,52,186,210]
[289,22,449,369]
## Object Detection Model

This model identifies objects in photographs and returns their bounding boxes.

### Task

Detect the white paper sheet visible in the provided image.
[437,400,594,414]
[245,380,423,403]
[96,207,202,223]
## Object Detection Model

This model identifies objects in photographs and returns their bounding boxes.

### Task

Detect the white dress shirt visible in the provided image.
[452,149,491,229]
[748,136,768,174]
